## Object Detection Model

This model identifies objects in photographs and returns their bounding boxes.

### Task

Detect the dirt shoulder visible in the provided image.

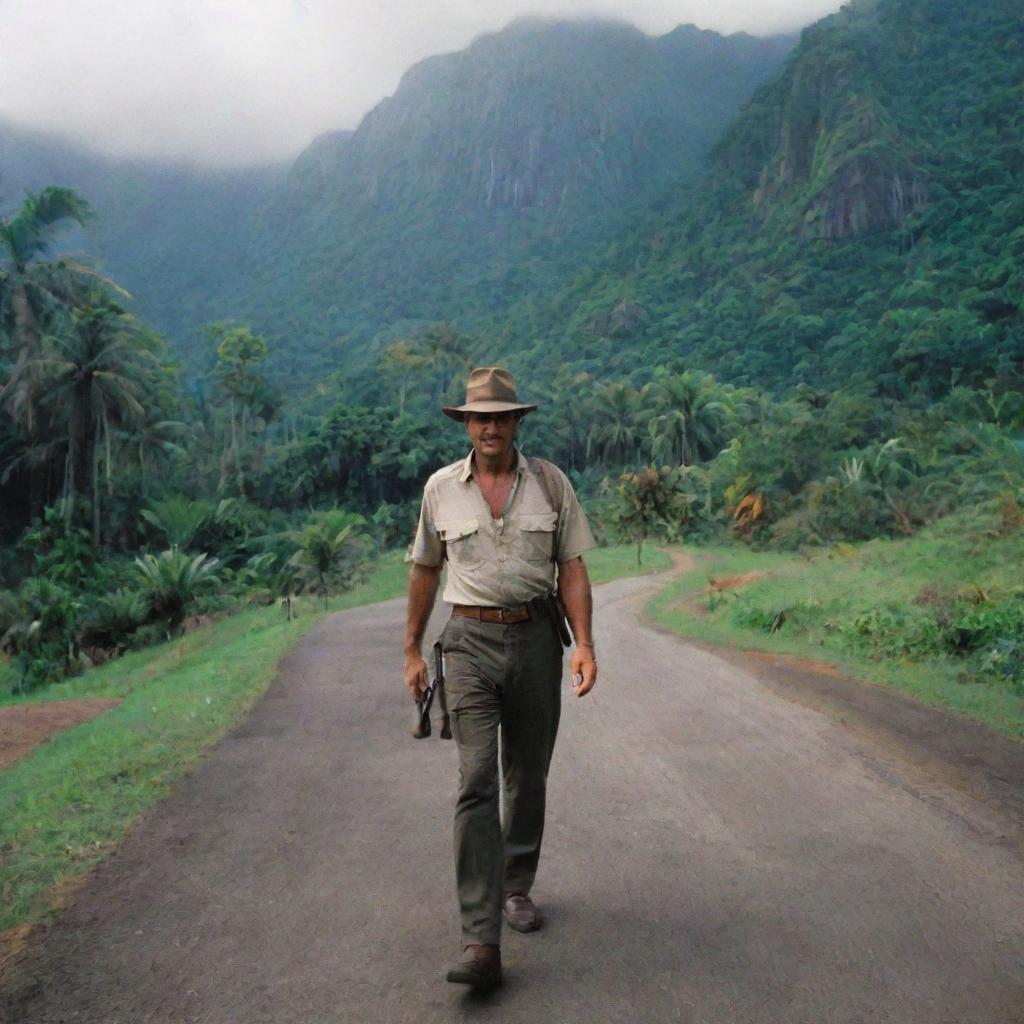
[0,699,123,769]
[689,641,1024,859]
[643,546,1024,859]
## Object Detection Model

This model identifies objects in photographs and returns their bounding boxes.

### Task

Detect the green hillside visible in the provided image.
[497,0,1023,398]
[243,20,792,380]
[1,1,1022,714]
[1,20,793,384]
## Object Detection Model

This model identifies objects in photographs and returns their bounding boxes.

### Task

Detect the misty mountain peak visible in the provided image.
[294,18,791,214]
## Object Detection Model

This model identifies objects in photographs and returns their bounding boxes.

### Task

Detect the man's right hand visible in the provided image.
[404,652,429,701]
[404,561,441,702]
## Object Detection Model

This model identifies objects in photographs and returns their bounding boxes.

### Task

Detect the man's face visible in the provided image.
[465,411,520,461]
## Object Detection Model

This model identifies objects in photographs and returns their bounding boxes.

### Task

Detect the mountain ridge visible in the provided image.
[1,17,795,383]
[488,0,1023,399]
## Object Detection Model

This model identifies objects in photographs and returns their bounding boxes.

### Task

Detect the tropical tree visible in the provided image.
[210,324,274,493]
[0,187,94,517]
[0,187,93,355]
[131,414,189,497]
[379,340,429,414]
[41,292,160,543]
[140,497,214,549]
[420,321,471,402]
[606,465,692,565]
[289,508,369,606]
[647,369,732,466]
[587,382,644,466]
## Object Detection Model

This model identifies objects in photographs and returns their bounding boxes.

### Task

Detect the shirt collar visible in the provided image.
[459,447,527,483]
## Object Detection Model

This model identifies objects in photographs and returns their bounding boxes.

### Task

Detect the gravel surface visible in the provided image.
[2,569,1022,1023]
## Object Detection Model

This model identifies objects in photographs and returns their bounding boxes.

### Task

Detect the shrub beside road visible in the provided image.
[649,505,1024,740]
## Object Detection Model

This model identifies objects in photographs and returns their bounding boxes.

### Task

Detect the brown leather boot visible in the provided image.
[445,944,502,990]
[503,892,542,932]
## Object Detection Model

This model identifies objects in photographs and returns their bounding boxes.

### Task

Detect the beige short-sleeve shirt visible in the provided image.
[412,449,596,607]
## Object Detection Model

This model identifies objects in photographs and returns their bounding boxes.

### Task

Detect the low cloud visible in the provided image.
[0,0,841,167]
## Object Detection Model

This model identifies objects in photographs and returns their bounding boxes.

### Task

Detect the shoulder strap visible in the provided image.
[527,456,566,564]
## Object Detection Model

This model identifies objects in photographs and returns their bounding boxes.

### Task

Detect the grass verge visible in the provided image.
[585,541,671,584]
[648,513,1024,741]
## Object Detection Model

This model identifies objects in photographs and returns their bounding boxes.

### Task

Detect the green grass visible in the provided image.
[585,541,672,584]
[0,544,658,935]
[648,510,1024,740]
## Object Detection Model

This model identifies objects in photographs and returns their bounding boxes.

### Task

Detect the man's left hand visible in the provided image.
[569,646,597,697]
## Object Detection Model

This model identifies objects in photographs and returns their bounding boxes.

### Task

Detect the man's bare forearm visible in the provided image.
[558,556,593,646]
[405,561,442,655]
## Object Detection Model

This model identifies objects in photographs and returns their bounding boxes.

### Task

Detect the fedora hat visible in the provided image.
[442,366,538,421]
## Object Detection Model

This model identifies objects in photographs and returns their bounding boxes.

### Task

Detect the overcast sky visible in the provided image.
[0,1,843,167]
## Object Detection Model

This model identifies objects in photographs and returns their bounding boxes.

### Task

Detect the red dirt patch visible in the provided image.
[739,649,848,679]
[672,569,770,617]
[708,571,768,591]
[0,699,123,769]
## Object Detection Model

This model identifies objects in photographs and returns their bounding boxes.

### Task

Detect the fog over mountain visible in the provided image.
[0,18,794,383]
[0,0,841,166]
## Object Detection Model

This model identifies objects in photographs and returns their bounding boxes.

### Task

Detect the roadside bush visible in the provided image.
[947,596,1024,655]
[134,548,221,634]
[82,588,150,651]
[849,605,945,660]
[125,623,168,651]
[977,639,1024,695]
[191,497,269,567]
[3,578,82,692]
[729,597,781,633]
[140,497,214,549]
[845,589,1024,696]
[289,508,370,605]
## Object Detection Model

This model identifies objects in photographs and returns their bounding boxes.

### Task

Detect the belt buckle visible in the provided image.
[498,607,508,623]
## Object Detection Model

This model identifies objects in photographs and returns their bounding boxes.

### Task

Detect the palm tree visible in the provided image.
[131,415,188,497]
[0,187,94,516]
[212,325,269,494]
[42,292,158,544]
[0,187,93,354]
[587,382,644,466]
[533,367,592,472]
[289,509,368,607]
[647,369,731,466]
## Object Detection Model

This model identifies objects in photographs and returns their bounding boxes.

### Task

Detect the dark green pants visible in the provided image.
[441,613,563,946]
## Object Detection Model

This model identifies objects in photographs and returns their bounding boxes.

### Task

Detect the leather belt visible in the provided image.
[452,604,531,624]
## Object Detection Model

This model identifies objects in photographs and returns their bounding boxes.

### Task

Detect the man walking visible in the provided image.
[404,366,597,990]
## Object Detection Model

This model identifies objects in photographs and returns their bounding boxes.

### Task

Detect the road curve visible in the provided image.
[3,569,1023,1023]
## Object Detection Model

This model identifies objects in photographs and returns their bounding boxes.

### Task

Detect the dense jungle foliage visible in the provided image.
[493,0,1024,397]
[1,0,1022,701]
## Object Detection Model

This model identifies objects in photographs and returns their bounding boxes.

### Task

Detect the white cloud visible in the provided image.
[0,1,842,167]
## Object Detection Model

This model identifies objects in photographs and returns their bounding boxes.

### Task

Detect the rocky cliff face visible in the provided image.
[757,92,930,240]
[288,19,792,219]
[715,0,933,240]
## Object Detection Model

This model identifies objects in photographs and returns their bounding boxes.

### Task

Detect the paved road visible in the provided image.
[3,570,1023,1023]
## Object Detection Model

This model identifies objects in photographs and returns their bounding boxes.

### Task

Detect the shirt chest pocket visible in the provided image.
[518,511,558,565]
[437,518,483,571]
